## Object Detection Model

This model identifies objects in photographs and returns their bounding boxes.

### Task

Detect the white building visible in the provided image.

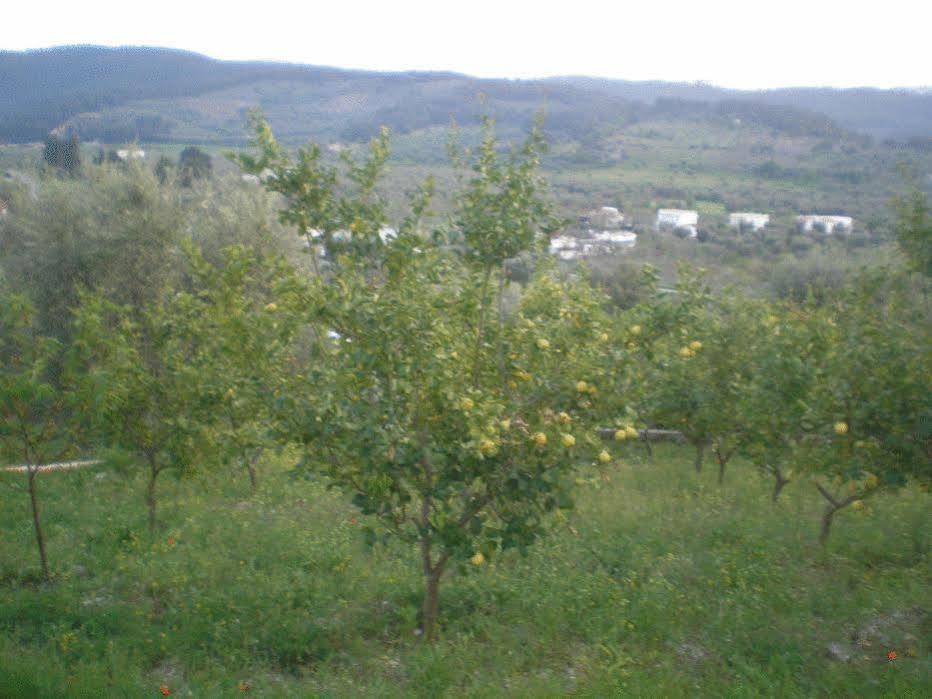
[586,206,625,229]
[656,209,698,232]
[116,148,145,161]
[592,230,637,247]
[549,230,637,260]
[729,212,770,231]
[796,215,854,234]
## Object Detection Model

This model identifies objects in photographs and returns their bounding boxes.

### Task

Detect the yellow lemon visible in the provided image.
[834,421,848,435]
[614,429,627,442]
[629,325,641,335]
[470,552,485,566]
[532,432,548,447]
[598,449,611,464]
[561,433,576,448]
[679,347,693,358]
[625,425,638,439]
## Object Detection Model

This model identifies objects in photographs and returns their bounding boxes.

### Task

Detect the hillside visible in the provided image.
[2,46,930,149]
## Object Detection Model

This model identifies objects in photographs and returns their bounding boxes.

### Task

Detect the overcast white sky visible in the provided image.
[3,1,930,89]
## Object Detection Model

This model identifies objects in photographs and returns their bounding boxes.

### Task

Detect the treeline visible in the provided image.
[6,45,922,147]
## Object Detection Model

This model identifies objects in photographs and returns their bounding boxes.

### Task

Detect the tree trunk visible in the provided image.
[642,435,654,462]
[771,467,790,502]
[819,505,837,546]
[814,482,857,546]
[421,569,442,642]
[146,456,160,533]
[693,442,705,473]
[27,468,50,581]
[713,439,732,485]
[245,451,259,492]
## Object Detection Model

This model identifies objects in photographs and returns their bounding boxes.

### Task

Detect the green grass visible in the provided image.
[1,444,928,697]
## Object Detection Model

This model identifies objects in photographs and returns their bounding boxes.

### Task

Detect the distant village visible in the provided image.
[548,205,855,260]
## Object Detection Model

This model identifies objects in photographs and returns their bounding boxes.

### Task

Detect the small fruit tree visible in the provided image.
[71,282,214,532]
[0,293,72,580]
[639,266,726,473]
[239,115,610,639]
[178,243,303,492]
[737,303,827,500]
[797,271,931,544]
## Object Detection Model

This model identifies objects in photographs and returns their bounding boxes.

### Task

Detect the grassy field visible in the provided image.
[1,443,927,697]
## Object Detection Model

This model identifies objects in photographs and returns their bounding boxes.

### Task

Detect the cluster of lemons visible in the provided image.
[678,340,703,359]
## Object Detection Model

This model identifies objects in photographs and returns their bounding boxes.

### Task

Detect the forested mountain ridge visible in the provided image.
[2,45,929,147]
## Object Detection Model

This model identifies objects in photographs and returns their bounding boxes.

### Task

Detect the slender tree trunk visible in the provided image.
[245,450,259,492]
[421,566,442,642]
[693,441,705,473]
[819,506,837,546]
[771,467,790,502]
[814,482,858,546]
[27,467,50,582]
[146,455,160,533]
[642,434,654,462]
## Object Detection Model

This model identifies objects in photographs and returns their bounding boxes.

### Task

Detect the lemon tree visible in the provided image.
[0,293,73,580]
[72,282,217,531]
[244,116,609,640]
[796,271,931,543]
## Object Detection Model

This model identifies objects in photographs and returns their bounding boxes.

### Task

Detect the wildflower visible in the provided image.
[561,433,576,448]
[614,429,627,442]
[536,338,550,350]
[689,340,702,351]
[629,325,641,335]
[599,332,609,342]
[500,419,511,431]
[238,681,250,693]
[558,411,572,424]
[166,536,175,547]
[160,686,171,697]
[532,432,547,447]
[598,450,611,464]
[459,397,474,411]
[886,649,897,661]
[575,380,589,393]
[834,421,848,435]
[264,302,277,312]
[479,439,498,457]
[470,552,485,566]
